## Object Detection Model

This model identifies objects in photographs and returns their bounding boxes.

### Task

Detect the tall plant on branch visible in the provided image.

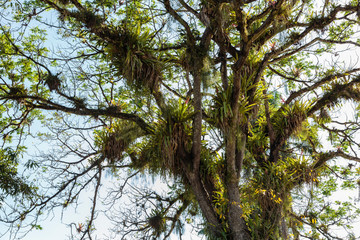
[2,0,360,239]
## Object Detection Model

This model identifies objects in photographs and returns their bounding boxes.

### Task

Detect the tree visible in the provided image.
[1,0,360,239]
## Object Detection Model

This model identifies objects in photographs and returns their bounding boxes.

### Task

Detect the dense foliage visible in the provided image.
[1,0,360,239]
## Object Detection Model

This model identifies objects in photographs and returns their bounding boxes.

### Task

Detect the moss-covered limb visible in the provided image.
[46,1,119,43]
[153,42,187,52]
[191,71,202,173]
[1,93,153,134]
[191,46,212,174]
[253,23,292,52]
[212,31,240,59]
[313,150,360,170]
[264,89,275,146]
[318,38,360,47]
[43,0,163,92]
[308,76,360,115]
[233,3,249,43]
[285,68,360,104]
[269,101,310,162]
[269,76,360,163]
[266,4,360,63]
[209,2,240,58]
[247,4,273,27]
[247,0,288,44]
[219,46,229,90]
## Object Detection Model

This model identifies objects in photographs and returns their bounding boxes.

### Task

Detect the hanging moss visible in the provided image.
[103,132,127,164]
[106,29,162,90]
[318,108,331,124]
[56,0,71,5]
[94,120,145,165]
[44,73,61,92]
[272,101,311,138]
[208,84,255,130]
[147,210,166,237]
[8,85,26,96]
[135,100,193,176]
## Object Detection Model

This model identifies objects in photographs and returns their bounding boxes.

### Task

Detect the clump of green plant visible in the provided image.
[94,120,144,164]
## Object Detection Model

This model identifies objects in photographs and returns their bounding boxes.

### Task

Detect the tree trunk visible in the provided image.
[187,172,223,237]
[225,127,251,240]
[281,217,289,240]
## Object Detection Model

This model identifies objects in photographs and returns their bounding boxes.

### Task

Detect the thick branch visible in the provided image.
[285,68,360,104]
[270,75,360,162]
[1,94,153,134]
[313,150,360,169]
[247,0,287,43]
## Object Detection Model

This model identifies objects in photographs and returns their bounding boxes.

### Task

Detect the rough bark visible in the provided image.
[187,172,223,237]
[225,126,251,240]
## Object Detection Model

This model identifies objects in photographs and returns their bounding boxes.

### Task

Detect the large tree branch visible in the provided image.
[184,170,222,237]
[247,0,287,44]
[266,4,360,64]
[233,5,249,43]
[191,27,212,173]
[191,72,202,172]
[269,75,360,162]
[42,0,122,44]
[1,94,153,134]
[308,76,360,115]
[285,68,360,104]
[313,150,360,170]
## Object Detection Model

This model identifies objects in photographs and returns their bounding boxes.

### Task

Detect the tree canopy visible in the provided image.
[2,0,360,239]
